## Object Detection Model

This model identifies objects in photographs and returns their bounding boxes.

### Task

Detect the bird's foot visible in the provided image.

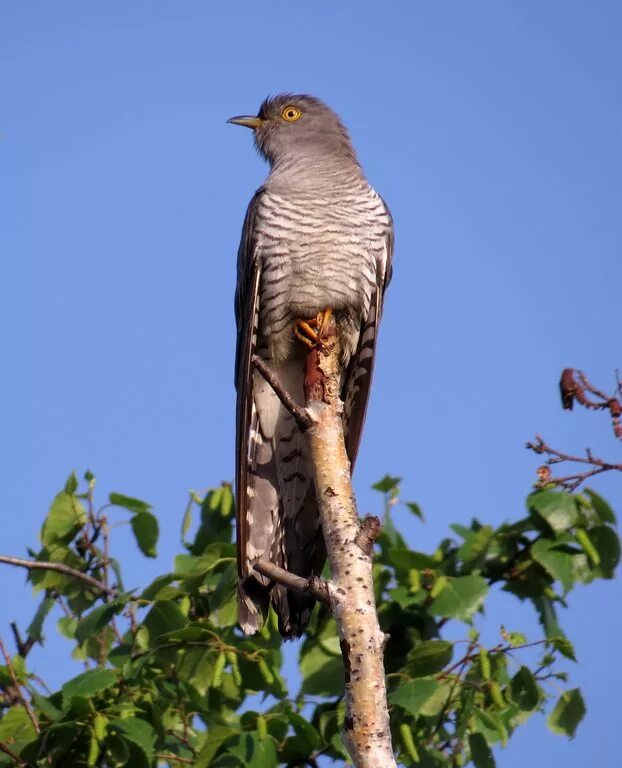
[293,308,333,349]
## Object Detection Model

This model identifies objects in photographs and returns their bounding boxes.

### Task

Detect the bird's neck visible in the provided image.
[268,151,365,191]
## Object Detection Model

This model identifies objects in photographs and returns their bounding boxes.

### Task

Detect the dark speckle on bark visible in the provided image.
[340,637,352,684]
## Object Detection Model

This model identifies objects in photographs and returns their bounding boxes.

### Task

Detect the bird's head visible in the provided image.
[228,93,358,167]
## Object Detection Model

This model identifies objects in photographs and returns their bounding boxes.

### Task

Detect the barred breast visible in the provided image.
[252,182,391,364]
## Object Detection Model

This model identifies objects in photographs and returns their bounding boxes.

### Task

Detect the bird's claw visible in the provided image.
[293,308,333,349]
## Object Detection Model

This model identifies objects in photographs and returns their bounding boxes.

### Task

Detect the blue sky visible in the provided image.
[2,1,621,765]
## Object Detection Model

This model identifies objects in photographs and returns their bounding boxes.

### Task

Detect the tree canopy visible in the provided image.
[0,466,618,767]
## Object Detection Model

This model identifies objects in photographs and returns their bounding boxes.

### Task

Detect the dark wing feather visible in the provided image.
[343,200,394,465]
[234,189,264,630]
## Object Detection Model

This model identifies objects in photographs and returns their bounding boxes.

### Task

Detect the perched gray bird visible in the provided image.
[229,94,393,637]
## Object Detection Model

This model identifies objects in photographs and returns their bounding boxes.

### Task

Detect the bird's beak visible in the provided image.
[227,115,263,129]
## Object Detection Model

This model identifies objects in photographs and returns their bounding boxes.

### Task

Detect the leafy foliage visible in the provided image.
[0,472,618,767]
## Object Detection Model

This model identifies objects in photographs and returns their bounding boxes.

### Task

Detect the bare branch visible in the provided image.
[252,559,330,605]
[0,555,114,596]
[529,369,622,490]
[251,354,313,431]
[527,435,622,491]
[302,318,397,767]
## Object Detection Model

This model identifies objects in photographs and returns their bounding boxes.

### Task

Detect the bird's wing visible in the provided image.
[343,199,394,465]
[234,189,266,631]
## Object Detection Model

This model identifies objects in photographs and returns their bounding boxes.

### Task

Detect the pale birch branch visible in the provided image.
[303,326,397,767]
[251,325,398,766]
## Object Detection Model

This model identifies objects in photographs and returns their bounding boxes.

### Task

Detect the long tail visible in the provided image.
[238,358,325,638]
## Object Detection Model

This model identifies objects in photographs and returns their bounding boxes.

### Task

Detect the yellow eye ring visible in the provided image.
[282,105,302,122]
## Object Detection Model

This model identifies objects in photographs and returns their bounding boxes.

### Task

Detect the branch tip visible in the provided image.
[251,355,312,432]
[354,515,381,556]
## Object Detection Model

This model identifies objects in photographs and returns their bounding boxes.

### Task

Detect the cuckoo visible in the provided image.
[229,94,393,637]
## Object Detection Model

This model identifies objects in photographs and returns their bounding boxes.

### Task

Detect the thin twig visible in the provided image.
[252,559,330,605]
[153,754,194,765]
[251,354,313,431]
[0,740,28,767]
[0,555,113,596]
[438,639,548,679]
[527,435,622,491]
[427,640,476,745]
[9,623,35,660]
[0,637,39,735]
[165,729,198,758]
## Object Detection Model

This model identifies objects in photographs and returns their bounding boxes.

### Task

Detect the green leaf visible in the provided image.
[181,496,193,545]
[405,501,425,521]
[143,600,187,643]
[380,508,407,549]
[531,539,575,593]
[211,562,238,628]
[280,713,321,763]
[389,678,440,717]
[419,681,452,717]
[532,595,563,638]
[510,666,540,711]
[62,668,117,706]
[174,552,231,577]
[177,647,214,696]
[386,548,437,574]
[110,718,156,761]
[429,575,488,620]
[300,643,344,696]
[457,526,495,565]
[190,487,234,554]
[64,471,79,495]
[26,596,55,642]
[547,689,585,737]
[108,492,151,513]
[0,705,38,743]
[286,712,320,751]
[529,491,578,533]
[141,573,176,600]
[469,732,496,768]
[105,733,130,766]
[195,725,238,767]
[58,616,78,639]
[408,640,453,677]
[589,526,620,577]
[220,485,234,519]
[372,475,401,493]
[75,599,126,645]
[550,636,577,662]
[130,511,159,557]
[505,630,527,647]
[585,489,616,524]
[41,491,87,545]
[474,707,504,744]
[248,734,278,768]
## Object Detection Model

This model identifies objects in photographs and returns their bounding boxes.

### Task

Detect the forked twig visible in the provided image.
[527,369,622,490]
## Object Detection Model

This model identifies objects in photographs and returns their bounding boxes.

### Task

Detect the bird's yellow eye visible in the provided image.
[282,105,302,122]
